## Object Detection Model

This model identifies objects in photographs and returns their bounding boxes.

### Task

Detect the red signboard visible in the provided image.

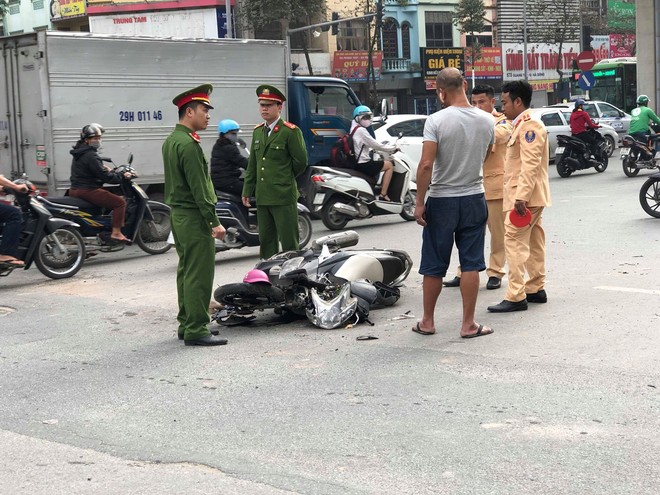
[332,51,383,82]
[465,47,503,78]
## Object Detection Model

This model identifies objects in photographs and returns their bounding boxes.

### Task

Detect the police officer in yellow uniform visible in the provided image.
[488,80,551,313]
[162,84,228,346]
[242,85,308,259]
[443,84,513,290]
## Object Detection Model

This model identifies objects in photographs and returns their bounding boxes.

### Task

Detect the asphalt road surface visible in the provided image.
[1,160,659,494]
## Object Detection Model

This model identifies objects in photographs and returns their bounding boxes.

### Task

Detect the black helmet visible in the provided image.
[81,123,105,140]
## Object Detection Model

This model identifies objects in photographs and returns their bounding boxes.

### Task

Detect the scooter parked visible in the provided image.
[0,178,85,279]
[36,154,172,257]
[309,149,416,231]
[214,192,313,252]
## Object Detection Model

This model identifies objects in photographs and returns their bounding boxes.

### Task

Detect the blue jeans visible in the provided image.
[0,202,23,257]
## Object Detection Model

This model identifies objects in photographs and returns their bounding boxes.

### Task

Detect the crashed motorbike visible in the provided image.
[212,230,412,329]
[554,129,608,178]
[0,178,86,279]
[36,154,172,257]
[620,128,660,177]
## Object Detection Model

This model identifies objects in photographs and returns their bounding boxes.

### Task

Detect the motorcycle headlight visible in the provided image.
[306,284,358,330]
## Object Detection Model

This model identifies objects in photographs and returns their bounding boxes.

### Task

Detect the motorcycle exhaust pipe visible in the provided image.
[332,202,360,218]
[564,156,581,169]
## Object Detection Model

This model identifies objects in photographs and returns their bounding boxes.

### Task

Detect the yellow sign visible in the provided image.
[50,0,86,19]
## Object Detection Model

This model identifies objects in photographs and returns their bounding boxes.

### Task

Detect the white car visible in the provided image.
[548,100,631,138]
[372,114,428,173]
[530,107,619,160]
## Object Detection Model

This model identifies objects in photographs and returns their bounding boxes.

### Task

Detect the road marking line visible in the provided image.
[595,286,660,295]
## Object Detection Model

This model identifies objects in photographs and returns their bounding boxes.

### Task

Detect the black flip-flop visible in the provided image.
[461,324,494,339]
[0,259,24,267]
[412,322,435,335]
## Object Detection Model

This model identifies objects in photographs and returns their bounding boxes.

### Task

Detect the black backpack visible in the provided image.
[330,127,362,169]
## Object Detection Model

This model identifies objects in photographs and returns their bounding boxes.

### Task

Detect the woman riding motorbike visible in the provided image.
[570,98,600,156]
[0,174,28,267]
[69,123,132,244]
[350,106,398,202]
[211,119,247,196]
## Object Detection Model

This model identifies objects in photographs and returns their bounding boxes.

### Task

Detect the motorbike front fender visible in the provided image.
[45,217,80,234]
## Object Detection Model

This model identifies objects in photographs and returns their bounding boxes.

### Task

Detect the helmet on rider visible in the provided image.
[353,105,373,122]
[243,269,271,285]
[574,98,585,109]
[218,119,240,135]
[637,95,650,106]
[80,123,105,140]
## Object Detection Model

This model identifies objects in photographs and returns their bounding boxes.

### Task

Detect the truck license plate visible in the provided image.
[620,148,630,157]
[555,147,564,155]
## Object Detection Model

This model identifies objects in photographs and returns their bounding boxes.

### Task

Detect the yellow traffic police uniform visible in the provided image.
[503,108,552,302]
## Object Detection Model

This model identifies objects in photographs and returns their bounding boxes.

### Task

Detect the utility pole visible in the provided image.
[225,0,232,38]
[523,0,529,80]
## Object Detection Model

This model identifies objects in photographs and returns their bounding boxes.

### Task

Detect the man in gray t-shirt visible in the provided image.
[413,68,495,340]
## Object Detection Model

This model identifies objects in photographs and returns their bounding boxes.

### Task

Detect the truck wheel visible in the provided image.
[136,205,172,255]
[298,212,313,248]
[400,190,416,221]
[321,196,349,230]
[34,227,86,279]
[623,156,639,177]
[639,177,660,218]
[556,156,572,177]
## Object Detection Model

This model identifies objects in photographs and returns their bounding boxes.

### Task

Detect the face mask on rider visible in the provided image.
[359,117,372,128]
[226,132,239,143]
[89,140,101,150]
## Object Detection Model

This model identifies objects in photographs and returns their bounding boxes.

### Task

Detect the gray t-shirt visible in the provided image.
[423,106,495,198]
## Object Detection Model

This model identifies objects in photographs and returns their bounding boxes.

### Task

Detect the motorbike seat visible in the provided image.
[335,167,378,186]
[45,196,103,215]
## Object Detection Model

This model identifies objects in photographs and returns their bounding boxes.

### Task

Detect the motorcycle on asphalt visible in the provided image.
[36,154,172,257]
[308,148,416,231]
[639,172,660,218]
[620,125,660,177]
[214,192,313,253]
[554,129,609,178]
[212,230,412,329]
[0,178,86,279]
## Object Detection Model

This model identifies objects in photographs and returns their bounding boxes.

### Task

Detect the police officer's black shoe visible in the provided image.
[179,328,220,340]
[526,290,548,303]
[184,335,228,346]
[443,276,461,287]
[487,299,528,312]
[486,277,502,290]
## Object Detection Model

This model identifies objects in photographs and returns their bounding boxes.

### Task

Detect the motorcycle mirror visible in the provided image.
[99,156,113,163]
[380,99,388,119]
[127,153,134,165]
[237,138,247,149]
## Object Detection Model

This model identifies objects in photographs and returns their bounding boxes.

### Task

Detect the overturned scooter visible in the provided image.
[212,230,411,329]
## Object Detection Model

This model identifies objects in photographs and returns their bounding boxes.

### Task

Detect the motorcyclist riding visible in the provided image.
[629,95,660,158]
[350,105,398,202]
[570,98,600,157]
[211,119,247,196]
[0,174,28,267]
[69,123,133,244]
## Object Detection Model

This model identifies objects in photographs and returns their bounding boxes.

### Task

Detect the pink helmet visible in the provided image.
[243,269,271,285]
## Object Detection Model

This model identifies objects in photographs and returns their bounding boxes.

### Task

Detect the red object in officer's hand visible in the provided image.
[509,208,532,228]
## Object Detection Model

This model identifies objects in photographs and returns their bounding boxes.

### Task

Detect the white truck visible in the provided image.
[0,31,360,201]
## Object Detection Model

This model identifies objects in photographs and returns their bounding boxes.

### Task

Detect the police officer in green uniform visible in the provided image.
[241,85,308,259]
[162,84,228,347]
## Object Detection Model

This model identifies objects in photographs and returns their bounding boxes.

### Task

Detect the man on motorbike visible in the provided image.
[211,119,247,196]
[69,123,133,244]
[351,106,398,202]
[629,95,660,156]
[569,98,600,157]
[0,174,28,266]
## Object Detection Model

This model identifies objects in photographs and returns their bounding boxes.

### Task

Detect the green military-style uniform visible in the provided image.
[162,84,221,342]
[242,85,308,259]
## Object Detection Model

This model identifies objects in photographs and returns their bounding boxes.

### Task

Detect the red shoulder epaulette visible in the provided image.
[189,132,200,143]
[254,122,265,129]
[283,121,297,129]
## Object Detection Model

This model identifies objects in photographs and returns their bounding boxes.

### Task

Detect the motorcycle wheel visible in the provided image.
[622,156,640,177]
[639,177,660,218]
[136,205,172,255]
[400,190,416,221]
[555,156,573,177]
[321,196,349,231]
[298,212,313,248]
[594,155,608,173]
[214,282,285,309]
[34,226,86,279]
